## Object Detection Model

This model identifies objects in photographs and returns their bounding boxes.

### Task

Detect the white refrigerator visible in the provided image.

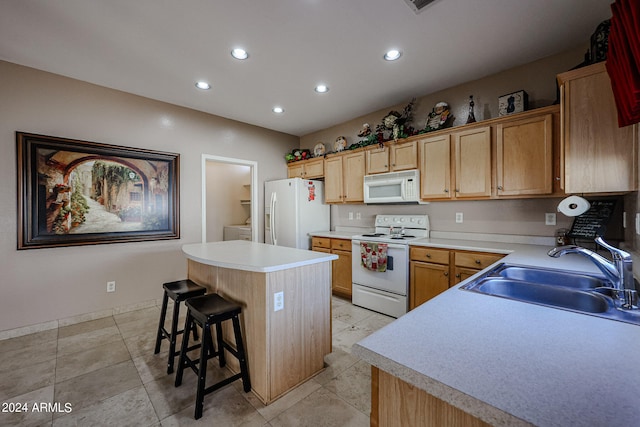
[265,178,330,250]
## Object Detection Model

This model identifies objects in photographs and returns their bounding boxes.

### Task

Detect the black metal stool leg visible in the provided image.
[215,322,226,367]
[232,315,252,392]
[195,321,211,420]
[174,312,192,387]
[167,298,181,374]
[154,291,169,354]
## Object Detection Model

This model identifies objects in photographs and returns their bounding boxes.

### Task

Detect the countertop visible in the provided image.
[182,241,337,273]
[352,242,640,427]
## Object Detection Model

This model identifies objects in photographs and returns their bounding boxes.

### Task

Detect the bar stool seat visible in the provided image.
[154,279,207,374]
[175,293,251,420]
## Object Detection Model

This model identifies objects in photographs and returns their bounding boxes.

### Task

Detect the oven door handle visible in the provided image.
[352,241,407,251]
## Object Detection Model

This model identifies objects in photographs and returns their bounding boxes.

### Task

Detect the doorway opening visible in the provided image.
[201,154,258,243]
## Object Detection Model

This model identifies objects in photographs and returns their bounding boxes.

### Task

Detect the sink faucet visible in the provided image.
[548,237,636,308]
[548,237,633,291]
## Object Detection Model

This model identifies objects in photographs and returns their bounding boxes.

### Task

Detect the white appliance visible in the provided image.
[363,169,421,204]
[352,214,430,318]
[265,178,330,250]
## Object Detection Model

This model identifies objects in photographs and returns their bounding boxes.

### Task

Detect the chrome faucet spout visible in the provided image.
[547,244,621,288]
[547,237,634,291]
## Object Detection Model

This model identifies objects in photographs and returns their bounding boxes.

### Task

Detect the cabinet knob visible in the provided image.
[555,177,561,181]
[497,186,503,190]
[455,274,461,278]
[475,259,481,264]
[392,163,395,167]
[426,254,431,258]
[444,189,449,193]
[444,272,449,276]
[455,189,460,192]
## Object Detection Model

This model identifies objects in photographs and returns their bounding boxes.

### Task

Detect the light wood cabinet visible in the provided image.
[409,247,451,310]
[418,127,491,200]
[287,157,324,179]
[454,126,492,199]
[452,251,504,285]
[366,140,418,174]
[496,112,553,196]
[557,62,637,194]
[324,151,365,203]
[312,237,352,298]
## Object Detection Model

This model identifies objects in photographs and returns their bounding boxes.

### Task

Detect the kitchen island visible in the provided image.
[182,240,337,405]
[353,240,640,426]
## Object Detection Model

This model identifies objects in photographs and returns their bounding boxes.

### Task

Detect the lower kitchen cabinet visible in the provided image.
[409,247,451,310]
[409,247,504,309]
[312,237,352,298]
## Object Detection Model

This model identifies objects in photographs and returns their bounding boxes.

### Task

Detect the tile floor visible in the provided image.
[0,296,393,426]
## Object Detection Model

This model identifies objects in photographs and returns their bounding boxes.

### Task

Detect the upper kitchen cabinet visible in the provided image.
[366,140,418,174]
[287,157,324,179]
[418,127,491,200]
[557,62,637,194]
[324,151,365,203]
[495,109,554,196]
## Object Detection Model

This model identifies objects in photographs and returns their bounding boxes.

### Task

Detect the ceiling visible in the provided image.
[0,0,612,137]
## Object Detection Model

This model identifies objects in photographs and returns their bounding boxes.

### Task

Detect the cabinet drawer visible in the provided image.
[410,247,450,264]
[454,252,503,269]
[331,238,351,250]
[312,237,331,249]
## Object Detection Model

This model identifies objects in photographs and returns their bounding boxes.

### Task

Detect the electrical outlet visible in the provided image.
[274,291,284,311]
[455,212,463,223]
[348,212,353,220]
[545,213,556,226]
[356,212,361,220]
[106,281,116,293]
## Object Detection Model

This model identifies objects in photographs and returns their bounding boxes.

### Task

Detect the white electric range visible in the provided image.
[351,214,430,317]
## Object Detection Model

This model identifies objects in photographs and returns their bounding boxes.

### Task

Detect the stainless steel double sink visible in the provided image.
[461,263,640,325]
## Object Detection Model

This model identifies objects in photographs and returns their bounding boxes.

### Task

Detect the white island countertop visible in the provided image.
[353,241,640,427]
[182,240,337,273]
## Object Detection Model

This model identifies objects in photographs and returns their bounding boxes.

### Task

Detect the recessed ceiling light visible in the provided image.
[272,106,284,114]
[384,49,402,61]
[315,84,329,93]
[231,48,249,60]
[195,81,211,90]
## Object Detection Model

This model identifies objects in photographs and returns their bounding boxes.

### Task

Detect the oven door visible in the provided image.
[351,240,408,295]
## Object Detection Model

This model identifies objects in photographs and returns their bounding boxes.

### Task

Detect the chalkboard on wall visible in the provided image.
[568,200,617,239]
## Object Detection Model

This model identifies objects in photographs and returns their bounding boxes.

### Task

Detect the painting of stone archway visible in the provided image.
[17,132,179,249]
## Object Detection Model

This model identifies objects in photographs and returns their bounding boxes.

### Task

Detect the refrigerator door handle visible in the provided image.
[270,192,277,245]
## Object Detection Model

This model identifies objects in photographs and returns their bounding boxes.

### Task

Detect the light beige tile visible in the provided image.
[0,358,56,401]
[54,360,142,416]
[332,319,352,336]
[57,325,122,356]
[112,298,158,315]
[313,349,360,385]
[331,324,376,354]
[132,351,173,384]
[354,311,394,331]
[269,387,369,427]
[57,316,115,339]
[55,339,130,383]
[0,338,57,372]
[1,385,55,427]
[0,321,58,342]
[114,306,160,327]
[58,309,113,328]
[52,385,158,427]
[0,328,58,353]
[239,376,322,421]
[160,385,266,426]
[332,304,375,326]
[325,360,372,414]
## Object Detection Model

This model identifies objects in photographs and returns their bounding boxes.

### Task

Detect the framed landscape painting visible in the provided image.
[16,132,180,249]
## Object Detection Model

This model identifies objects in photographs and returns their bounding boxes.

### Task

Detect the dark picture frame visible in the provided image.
[16,132,180,249]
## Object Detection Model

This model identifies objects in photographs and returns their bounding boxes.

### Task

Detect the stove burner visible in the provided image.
[362,233,385,237]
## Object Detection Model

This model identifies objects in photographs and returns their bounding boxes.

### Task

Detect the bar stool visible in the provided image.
[154,279,207,374]
[174,293,251,420]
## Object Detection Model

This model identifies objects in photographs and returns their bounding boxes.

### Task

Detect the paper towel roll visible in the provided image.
[557,195,590,217]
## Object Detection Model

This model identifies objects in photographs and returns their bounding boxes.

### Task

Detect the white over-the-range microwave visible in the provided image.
[363,169,423,204]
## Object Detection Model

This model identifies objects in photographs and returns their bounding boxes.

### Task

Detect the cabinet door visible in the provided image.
[343,152,365,202]
[559,63,637,193]
[304,158,324,179]
[324,156,344,203]
[390,141,418,171]
[496,113,553,196]
[454,127,491,198]
[453,267,480,285]
[410,261,450,310]
[287,163,305,178]
[332,249,352,298]
[366,147,390,174]
[418,134,452,200]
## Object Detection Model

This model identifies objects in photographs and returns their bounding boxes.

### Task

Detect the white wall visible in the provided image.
[0,61,297,333]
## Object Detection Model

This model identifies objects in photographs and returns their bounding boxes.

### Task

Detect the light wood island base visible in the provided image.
[187,258,332,405]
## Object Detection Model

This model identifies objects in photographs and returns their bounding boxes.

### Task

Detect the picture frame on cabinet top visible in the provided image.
[498,90,528,116]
